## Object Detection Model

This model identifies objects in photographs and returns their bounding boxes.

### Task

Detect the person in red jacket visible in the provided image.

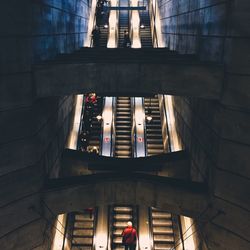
[121,221,137,250]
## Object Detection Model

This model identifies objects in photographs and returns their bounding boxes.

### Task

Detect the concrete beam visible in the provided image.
[62,148,189,172]
[43,173,209,218]
[34,49,223,99]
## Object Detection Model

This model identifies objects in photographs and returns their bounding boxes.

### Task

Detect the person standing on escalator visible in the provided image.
[123,30,131,48]
[122,221,137,250]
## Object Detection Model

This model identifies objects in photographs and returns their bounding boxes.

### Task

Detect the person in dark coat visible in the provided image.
[121,221,137,250]
[92,27,100,47]
[123,30,131,48]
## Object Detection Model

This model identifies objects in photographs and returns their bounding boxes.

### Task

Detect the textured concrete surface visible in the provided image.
[0,0,89,249]
[44,174,209,218]
[34,60,224,99]
[159,0,250,248]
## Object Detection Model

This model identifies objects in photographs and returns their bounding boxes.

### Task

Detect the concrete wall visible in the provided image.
[0,0,89,249]
[159,0,250,249]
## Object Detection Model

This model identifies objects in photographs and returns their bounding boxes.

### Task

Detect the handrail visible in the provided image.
[92,207,99,250]
[148,207,154,250]
[76,95,86,151]
[162,95,172,152]
[99,97,106,155]
[142,97,148,156]
[111,97,116,157]
[149,0,158,47]
[131,97,136,157]
[158,94,170,153]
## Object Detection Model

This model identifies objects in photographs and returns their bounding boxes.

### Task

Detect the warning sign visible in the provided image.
[137,137,143,142]
[104,137,110,143]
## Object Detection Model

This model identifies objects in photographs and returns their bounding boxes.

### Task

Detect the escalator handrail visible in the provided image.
[99,97,106,155]
[149,0,158,48]
[142,97,148,156]
[162,95,172,152]
[131,97,136,158]
[111,97,116,157]
[77,95,86,150]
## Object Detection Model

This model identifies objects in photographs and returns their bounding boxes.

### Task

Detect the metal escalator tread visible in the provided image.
[111,205,135,250]
[145,96,164,156]
[150,208,175,250]
[71,211,96,250]
[115,97,132,158]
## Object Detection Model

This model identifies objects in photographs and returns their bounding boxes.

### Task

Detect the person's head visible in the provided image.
[127,221,132,227]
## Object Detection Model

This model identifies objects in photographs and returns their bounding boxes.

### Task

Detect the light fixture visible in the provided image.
[146,97,153,122]
[96,114,102,121]
[146,114,152,122]
[104,23,109,29]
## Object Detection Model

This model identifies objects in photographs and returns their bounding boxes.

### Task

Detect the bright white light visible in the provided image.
[104,24,109,29]
[51,214,67,250]
[140,24,145,29]
[130,0,141,48]
[84,0,98,47]
[107,0,119,48]
[66,95,84,150]
[95,232,108,250]
[183,217,196,250]
[165,95,182,151]
[96,114,102,121]
[139,234,150,250]
[146,116,152,122]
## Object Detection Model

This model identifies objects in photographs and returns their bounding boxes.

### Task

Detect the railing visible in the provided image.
[131,97,136,157]
[148,207,154,250]
[142,97,148,156]
[111,97,116,157]
[148,0,158,47]
[158,94,171,153]
[99,97,106,156]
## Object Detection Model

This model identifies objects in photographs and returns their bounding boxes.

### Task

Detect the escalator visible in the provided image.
[99,11,110,47]
[139,0,153,47]
[144,96,164,156]
[150,208,175,250]
[114,97,132,158]
[69,210,97,250]
[78,95,103,153]
[87,97,103,152]
[110,206,137,250]
[118,0,130,47]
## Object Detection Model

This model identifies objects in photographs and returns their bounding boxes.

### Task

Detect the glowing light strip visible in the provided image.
[66,95,84,150]
[84,0,97,47]
[130,0,141,48]
[164,95,182,151]
[107,0,119,48]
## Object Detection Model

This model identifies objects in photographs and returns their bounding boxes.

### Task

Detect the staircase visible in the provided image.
[139,1,153,47]
[150,208,175,250]
[144,96,164,156]
[118,0,129,47]
[70,210,96,250]
[115,97,132,158]
[110,206,135,250]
